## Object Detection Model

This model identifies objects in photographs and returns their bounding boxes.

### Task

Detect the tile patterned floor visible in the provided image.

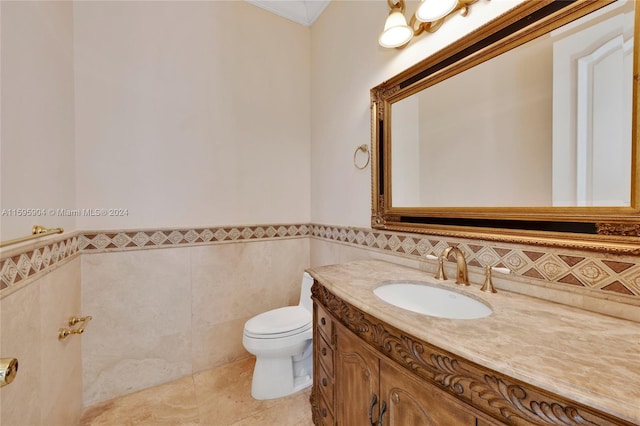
[80,357,313,426]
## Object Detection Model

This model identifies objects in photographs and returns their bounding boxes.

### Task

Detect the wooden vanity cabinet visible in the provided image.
[311,300,496,425]
[310,281,634,426]
[336,321,481,425]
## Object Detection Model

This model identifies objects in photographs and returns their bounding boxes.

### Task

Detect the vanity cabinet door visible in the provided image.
[379,358,476,426]
[334,323,381,425]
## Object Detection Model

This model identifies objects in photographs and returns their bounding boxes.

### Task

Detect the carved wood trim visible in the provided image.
[378,221,640,255]
[312,282,634,426]
[371,85,400,120]
[372,195,387,227]
[597,223,640,236]
[309,390,323,425]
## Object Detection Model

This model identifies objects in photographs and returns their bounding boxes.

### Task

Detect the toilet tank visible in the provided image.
[298,272,314,313]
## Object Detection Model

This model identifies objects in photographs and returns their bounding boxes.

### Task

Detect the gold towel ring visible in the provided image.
[354,144,370,169]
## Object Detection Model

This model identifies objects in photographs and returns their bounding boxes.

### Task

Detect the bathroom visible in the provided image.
[1,0,639,425]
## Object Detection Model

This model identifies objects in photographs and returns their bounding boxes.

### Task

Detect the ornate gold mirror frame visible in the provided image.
[372,0,640,254]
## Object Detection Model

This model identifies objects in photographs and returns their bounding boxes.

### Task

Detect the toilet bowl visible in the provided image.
[242,272,314,400]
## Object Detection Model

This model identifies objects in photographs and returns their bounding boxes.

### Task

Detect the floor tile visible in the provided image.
[80,357,313,426]
[80,375,199,426]
[228,389,312,426]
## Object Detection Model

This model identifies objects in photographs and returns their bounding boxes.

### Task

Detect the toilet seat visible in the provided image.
[243,323,312,340]
[244,306,312,339]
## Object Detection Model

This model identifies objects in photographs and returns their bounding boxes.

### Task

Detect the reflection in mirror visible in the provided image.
[391,0,634,208]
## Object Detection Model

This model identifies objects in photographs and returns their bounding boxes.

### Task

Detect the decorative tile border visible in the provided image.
[309,224,640,299]
[79,224,310,251]
[1,223,639,300]
[0,235,79,291]
[0,225,309,292]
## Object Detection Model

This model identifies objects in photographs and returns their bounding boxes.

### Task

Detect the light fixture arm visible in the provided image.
[387,0,405,14]
[409,14,444,37]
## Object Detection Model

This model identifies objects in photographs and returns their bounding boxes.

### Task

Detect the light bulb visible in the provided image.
[416,0,458,22]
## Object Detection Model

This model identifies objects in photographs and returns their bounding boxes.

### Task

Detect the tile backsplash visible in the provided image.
[309,225,640,300]
[2,223,639,303]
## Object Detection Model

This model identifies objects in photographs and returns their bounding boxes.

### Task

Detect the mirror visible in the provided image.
[372,0,640,251]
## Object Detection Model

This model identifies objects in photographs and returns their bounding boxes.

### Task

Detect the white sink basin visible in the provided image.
[373,282,492,319]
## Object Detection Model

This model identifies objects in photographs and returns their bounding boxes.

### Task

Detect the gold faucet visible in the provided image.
[439,247,470,286]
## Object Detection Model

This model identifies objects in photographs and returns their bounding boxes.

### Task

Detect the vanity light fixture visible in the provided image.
[379,0,481,49]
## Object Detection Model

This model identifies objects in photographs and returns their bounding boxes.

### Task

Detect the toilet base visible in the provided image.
[249,341,313,400]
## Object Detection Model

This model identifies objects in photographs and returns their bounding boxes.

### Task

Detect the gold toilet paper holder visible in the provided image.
[58,315,92,340]
[0,358,18,387]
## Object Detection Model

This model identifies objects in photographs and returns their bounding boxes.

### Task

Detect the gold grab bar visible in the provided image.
[0,225,64,248]
[58,315,92,340]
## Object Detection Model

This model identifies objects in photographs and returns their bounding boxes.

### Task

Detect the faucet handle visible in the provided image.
[435,257,447,280]
[480,266,497,293]
[491,266,511,275]
[480,266,510,293]
[427,255,447,280]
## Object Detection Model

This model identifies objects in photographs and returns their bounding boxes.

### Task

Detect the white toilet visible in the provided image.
[242,271,314,400]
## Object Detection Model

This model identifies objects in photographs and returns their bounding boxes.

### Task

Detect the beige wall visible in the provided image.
[0,1,76,241]
[309,0,526,226]
[73,1,311,230]
[1,0,311,236]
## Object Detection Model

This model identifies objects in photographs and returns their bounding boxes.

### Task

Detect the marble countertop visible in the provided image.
[307,259,640,424]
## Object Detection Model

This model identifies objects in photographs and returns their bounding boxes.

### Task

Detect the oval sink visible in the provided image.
[373,282,492,319]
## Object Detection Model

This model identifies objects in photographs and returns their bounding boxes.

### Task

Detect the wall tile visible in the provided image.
[81,248,192,406]
[310,238,426,272]
[39,257,83,425]
[190,238,310,372]
[191,317,248,373]
[0,281,41,426]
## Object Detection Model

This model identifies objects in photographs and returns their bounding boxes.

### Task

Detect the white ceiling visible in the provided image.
[245,0,331,26]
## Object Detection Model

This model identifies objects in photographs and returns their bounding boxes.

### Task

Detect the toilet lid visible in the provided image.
[244,306,311,336]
